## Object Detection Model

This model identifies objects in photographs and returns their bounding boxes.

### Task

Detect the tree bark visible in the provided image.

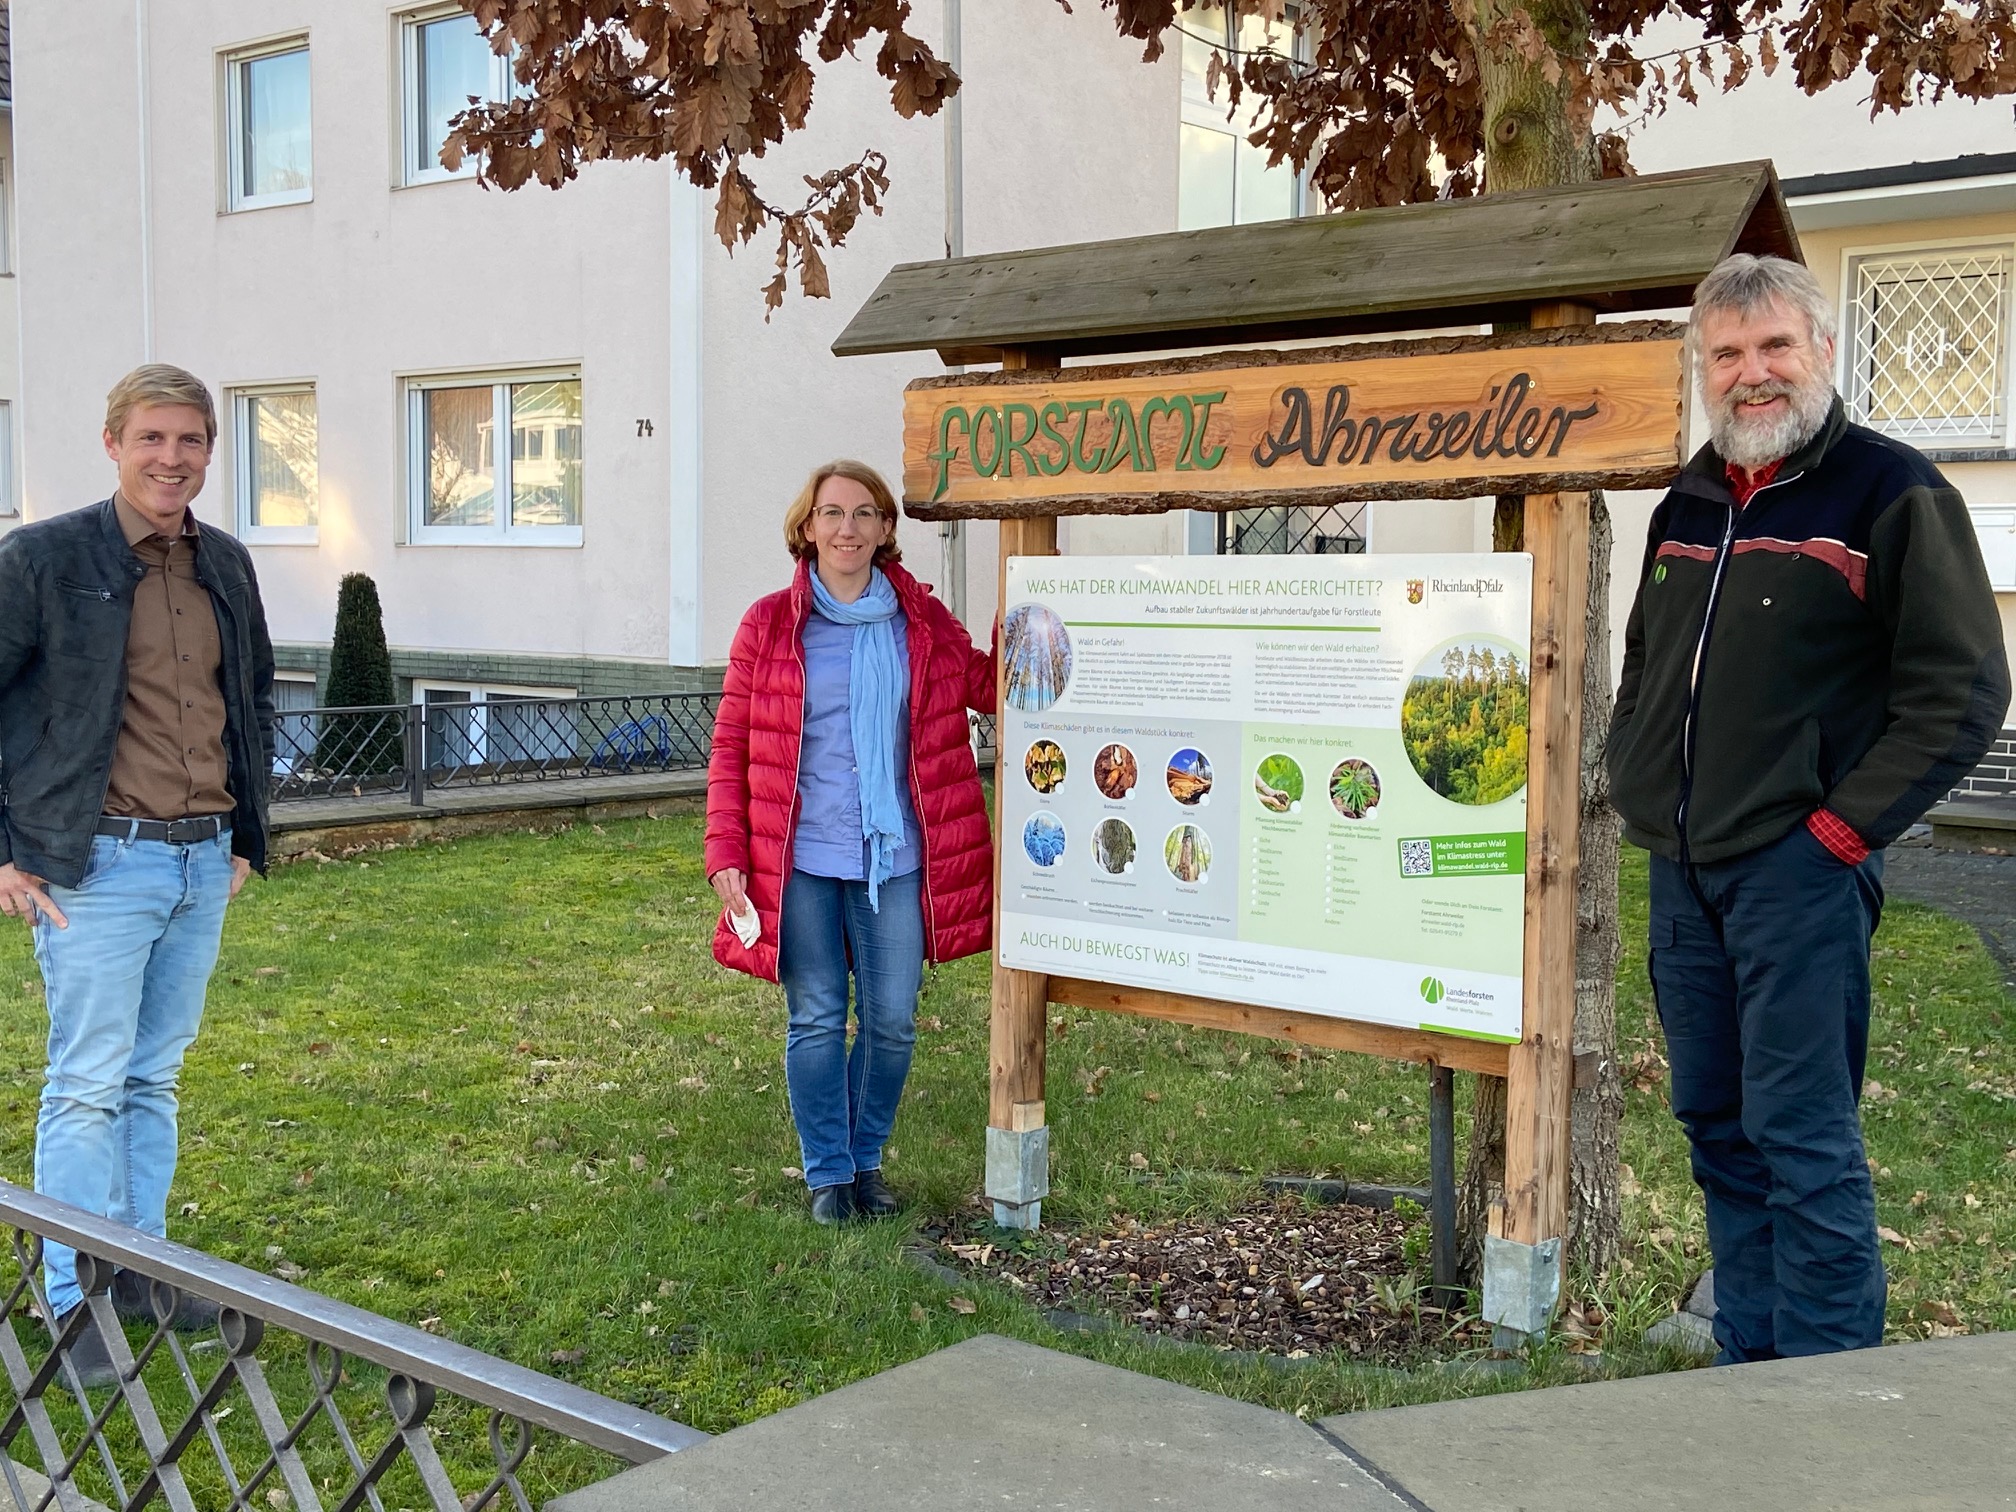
[1457,0,1624,1285]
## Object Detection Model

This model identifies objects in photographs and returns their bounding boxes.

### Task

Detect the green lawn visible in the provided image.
[0,814,2009,1501]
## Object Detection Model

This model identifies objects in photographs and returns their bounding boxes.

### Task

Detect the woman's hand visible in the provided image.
[709,868,750,916]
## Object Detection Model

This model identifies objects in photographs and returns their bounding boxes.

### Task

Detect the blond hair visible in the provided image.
[782,459,903,566]
[105,364,217,445]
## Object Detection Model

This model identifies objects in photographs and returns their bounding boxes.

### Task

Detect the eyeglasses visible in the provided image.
[813,506,886,528]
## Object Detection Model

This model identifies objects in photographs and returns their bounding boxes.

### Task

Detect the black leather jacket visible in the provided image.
[0,499,275,887]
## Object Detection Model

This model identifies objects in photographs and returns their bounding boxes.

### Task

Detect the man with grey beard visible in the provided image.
[1608,254,2008,1363]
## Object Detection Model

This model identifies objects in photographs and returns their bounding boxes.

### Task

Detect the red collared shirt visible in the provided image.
[1724,457,1782,507]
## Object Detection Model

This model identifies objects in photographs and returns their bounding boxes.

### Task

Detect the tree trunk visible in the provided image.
[1457,0,1624,1286]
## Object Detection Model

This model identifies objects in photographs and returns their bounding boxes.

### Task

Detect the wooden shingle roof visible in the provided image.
[834,160,1799,365]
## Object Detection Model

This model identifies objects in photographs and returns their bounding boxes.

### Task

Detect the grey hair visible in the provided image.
[1688,254,1836,359]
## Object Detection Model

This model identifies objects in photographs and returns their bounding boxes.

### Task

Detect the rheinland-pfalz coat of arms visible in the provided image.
[1406,578,1426,605]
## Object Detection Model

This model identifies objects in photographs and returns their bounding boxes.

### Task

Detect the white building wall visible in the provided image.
[0,110,19,532]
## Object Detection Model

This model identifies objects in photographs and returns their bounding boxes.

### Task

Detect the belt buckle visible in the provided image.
[167,817,205,844]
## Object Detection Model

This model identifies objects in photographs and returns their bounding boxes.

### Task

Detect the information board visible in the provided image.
[996,553,1533,1044]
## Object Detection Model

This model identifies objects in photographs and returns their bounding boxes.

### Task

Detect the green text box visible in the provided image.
[1398,832,1527,878]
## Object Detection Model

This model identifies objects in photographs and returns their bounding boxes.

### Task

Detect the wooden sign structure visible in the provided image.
[836,160,1800,1338]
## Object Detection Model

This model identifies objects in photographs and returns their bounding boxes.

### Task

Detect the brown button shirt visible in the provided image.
[103,495,234,820]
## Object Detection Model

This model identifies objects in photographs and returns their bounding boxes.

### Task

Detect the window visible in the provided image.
[400,7,513,185]
[1841,242,2013,448]
[0,401,15,517]
[235,387,318,541]
[1179,2,1304,231]
[225,40,313,211]
[407,372,583,545]
[414,682,576,770]
[271,674,321,776]
[0,155,12,275]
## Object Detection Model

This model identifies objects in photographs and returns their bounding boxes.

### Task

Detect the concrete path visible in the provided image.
[1885,838,2016,982]
[1327,1330,2016,1512]
[548,1334,1412,1511]
[551,1330,2016,1511]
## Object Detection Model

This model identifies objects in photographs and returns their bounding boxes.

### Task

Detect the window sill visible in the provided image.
[1922,446,2016,464]
[222,192,314,215]
[404,527,584,549]
[394,170,479,191]
[242,526,319,546]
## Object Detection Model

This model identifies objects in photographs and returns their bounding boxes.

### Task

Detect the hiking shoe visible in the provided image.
[112,1269,221,1332]
[52,1308,119,1390]
[853,1168,901,1219]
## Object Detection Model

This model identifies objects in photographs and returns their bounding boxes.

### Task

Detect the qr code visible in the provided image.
[1399,838,1435,877]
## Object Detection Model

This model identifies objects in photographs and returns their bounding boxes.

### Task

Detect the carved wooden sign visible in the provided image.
[900,321,1688,519]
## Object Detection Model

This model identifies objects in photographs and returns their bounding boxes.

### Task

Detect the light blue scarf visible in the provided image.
[808,566,907,909]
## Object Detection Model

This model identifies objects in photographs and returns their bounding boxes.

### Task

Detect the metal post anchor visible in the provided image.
[985,1125,1048,1231]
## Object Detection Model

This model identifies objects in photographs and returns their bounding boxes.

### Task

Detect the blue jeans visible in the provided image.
[1649,823,1886,1363]
[31,830,234,1318]
[776,869,925,1192]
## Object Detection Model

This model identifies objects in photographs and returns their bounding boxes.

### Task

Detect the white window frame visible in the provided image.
[0,400,15,518]
[404,367,584,547]
[413,680,578,768]
[1178,1,1308,229]
[270,672,322,776]
[1836,233,2016,451]
[399,3,515,187]
[223,35,314,212]
[232,383,319,545]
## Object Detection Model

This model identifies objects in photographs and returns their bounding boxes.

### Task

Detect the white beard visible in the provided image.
[1708,374,1835,469]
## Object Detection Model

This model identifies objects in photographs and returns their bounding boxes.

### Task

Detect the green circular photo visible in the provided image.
[1401,637,1529,805]
[1252,753,1303,814]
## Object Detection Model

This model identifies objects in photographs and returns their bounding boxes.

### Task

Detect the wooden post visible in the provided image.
[987,347,1059,1229]
[1490,300,1593,1338]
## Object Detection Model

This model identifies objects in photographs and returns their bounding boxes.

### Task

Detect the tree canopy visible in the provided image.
[447,1,2016,307]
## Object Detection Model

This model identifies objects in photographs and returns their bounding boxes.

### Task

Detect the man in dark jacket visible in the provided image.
[0,365,275,1381]
[1610,255,2009,1363]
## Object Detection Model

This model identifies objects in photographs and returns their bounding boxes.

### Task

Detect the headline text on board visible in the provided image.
[901,321,1687,519]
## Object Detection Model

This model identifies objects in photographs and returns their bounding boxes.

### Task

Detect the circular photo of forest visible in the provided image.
[1024,739,1066,794]
[1400,638,1529,805]
[1004,603,1073,712]
[1091,818,1137,874]
[1093,742,1138,800]
[1329,758,1382,820]
[1252,753,1303,814]
[1023,812,1066,868]
[1166,747,1213,805]
[1164,823,1213,883]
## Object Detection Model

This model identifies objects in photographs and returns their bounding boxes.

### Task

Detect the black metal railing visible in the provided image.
[0,1181,705,1512]
[272,693,722,804]
[274,692,997,807]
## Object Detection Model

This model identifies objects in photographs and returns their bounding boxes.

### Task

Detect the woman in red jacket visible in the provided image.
[705,460,995,1225]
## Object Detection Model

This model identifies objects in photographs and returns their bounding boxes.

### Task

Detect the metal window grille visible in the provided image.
[1843,247,2012,444]
[1217,502,1367,555]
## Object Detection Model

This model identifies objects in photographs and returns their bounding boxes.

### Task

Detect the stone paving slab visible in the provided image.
[1326,1331,2016,1512]
[548,1334,1412,1512]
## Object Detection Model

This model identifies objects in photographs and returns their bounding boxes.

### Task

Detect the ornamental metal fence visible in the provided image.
[271,693,998,806]
[271,694,722,804]
[0,1181,705,1512]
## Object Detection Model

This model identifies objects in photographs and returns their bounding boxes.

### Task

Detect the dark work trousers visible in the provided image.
[1648,822,1887,1363]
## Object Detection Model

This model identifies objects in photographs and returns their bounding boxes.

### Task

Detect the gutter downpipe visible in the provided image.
[940,0,967,626]
[135,0,155,361]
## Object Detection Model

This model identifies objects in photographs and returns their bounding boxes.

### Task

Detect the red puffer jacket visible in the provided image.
[705,558,996,981]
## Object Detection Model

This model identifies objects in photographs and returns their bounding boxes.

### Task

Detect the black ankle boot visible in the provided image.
[853,1168,901,1219]
[810,1183,857,1226]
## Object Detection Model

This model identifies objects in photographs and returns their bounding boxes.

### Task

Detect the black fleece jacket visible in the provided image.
[1608,399,2009,865]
